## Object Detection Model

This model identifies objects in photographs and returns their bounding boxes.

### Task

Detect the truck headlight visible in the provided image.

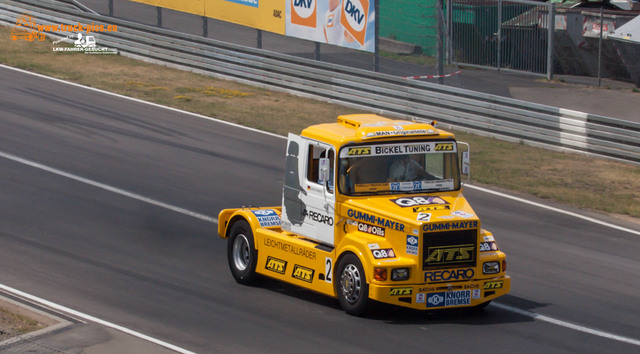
[391,268,409,281]
[483,261,500,274]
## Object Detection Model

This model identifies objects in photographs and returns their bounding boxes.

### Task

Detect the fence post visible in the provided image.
[497,0,502,70]
[437,0,444,83]
[315,42,320,60]
[598,7,604,87]
[546,3,555,80]
[373,0,380,72]
[446,0,453,64]
[108,0,113,16]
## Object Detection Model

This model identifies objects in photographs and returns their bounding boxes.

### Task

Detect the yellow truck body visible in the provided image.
[218,114,510,315]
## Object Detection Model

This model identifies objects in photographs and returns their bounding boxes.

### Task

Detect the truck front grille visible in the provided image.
[423,229,477,270]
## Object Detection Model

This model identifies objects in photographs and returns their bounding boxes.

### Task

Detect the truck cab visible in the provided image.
[218,114,510,315]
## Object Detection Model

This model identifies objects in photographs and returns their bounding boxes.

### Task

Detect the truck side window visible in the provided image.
[306,145,334,193]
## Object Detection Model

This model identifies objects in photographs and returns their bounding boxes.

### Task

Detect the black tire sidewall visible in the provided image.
[227,220,257,285]
[336,254,370,316]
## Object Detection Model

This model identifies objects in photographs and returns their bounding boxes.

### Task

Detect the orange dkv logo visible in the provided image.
[340,0,369,46]
[290,0,317,28]
[11,13,45,41]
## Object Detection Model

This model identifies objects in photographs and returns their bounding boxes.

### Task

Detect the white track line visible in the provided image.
[492,303,640,347]
[0,150,217,224]
[0,284,196,354]
[3,63,640,348]
[464,184,640,236]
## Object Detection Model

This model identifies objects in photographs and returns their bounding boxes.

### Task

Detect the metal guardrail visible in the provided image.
[2,0,639,164]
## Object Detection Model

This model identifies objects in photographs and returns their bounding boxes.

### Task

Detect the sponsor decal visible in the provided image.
[252,209,281,227]
[413,205,450,212]
[371,248,395,259]
[427,290,471,308]
[347,147,371,156]
[418,286,435,292]
[464,284,479,289]
[365,129,430,139]
[425,244,475,266]
[423,221,478,232]
[347,209,405,231]
[452,210,474,219]
[340,0,370,46]
[368,243,380,250]
[358,222,385,237]
[412,229,419,235]
[480,241,498,252]
[472,289,481,299]
[303,209,333,226]
[292,264,314,283]
[391,196,448,208]
[406,235,419,256]
[417,213,431,222]
[225,0,259,8]
[416,293,425,303]
[434,143,454,151]
[483,235,495,242]
[266,256,287,274]
[290,0,316,27]
[264,238,317,260]
[389,287,412,296]
[424,268,475,282]
[483,281,503,289]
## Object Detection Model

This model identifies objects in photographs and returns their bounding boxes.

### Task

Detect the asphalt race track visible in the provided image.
[1,65,639,353]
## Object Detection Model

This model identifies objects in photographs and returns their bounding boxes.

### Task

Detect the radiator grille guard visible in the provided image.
[423,229,478,270]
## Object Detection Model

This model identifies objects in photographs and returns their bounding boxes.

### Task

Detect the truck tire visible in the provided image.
[227,220,257,285]
[336,254,370,316]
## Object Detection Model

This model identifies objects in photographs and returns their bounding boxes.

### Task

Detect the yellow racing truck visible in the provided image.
[218,114,510,315]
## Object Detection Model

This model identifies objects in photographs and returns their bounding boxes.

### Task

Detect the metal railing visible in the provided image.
[447,0,555,79]
[1,0,639,165]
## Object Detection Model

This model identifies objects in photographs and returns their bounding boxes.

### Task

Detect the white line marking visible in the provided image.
[0,284,197,354]
[492,302,640,347]
[464,184,640,236]
[0,150,217,224]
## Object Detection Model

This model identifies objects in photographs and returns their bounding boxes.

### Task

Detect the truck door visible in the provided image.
[282,134,336,246]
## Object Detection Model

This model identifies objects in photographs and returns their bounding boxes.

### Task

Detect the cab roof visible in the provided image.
[300,114,455,147]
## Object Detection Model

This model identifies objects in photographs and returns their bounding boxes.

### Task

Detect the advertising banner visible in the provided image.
[286,0,375,52]
[130,0,375,52]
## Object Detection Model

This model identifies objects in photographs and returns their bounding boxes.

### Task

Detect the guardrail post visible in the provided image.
[203,16,208,37]
[257,29,262,49]
[157,6,162,27]
[108,0,113,16]
[315,42,321,60]
[547,3,555,80]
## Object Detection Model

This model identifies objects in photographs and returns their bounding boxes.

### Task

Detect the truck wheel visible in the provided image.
[227,220,257,285]
[336,254,369,316]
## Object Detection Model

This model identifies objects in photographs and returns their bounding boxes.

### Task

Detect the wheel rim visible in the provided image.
[340,264,362,303]
[232,234,250,271]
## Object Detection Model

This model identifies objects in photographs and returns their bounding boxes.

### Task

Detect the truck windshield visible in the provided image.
[338,141,461,195]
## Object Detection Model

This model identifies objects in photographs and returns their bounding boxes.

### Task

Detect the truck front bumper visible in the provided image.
[369,275,510,310]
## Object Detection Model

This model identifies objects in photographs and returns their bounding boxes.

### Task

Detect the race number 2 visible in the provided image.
[325,257,333,283]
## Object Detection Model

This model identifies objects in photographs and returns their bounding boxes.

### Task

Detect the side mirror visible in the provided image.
[318,157,330,184]
[458,142,470,180]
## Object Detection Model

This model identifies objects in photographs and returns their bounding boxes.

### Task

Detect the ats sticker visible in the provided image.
[265,256,287,274]
[389,287,412,296]
[427,290,471,308]
[347,147,371,156]
[391,196,448,207]
[406,235,419,256]
[371,248,395,259]
[425,244,475,266]
[483,281,503,289]
[252,209,281,227]
[292,264,314,283]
